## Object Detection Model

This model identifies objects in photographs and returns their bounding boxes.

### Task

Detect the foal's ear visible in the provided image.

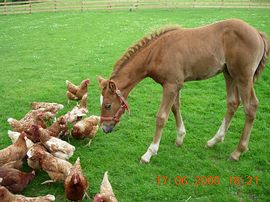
[97,76,107,89]
[108,80,116,93]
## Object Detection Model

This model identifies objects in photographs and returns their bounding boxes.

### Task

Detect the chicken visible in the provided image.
[66,79,90,102]
[26,117,67,141]
[0,132,27,167]
[39,127,75,160]
[31,102,64,120]
[64,94,88,124]
[93,171,118,202]
[27,143,47,170]
[0,167,35,193]
[8,130,34,150]
[45,116,68,138]
[0,186,55,202]
[7,109,46,132]
[1,160,23,170]
[26,144,72,183]
[71,116,100,146]
[64,157,89,201]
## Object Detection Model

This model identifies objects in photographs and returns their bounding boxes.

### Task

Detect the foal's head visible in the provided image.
[97,76,129,133]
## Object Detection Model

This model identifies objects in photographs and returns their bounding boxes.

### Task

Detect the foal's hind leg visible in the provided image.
[206,72,240,147]
[140,83,179,164]
[230,81,258,161]
[172,91,186,146]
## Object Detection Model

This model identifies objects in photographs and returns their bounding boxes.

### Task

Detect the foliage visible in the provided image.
[0,8,270,202]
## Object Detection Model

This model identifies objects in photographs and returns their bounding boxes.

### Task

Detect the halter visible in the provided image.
[100,89,130,123]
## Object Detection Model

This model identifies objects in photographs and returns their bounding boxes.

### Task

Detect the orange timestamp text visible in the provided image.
[157,175,259,187]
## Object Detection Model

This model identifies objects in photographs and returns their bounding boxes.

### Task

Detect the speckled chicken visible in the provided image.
[93,171,118,202]
[7,109,46,132]
[0,167,35,193]
[0,132,27,167]
[64,157,89,201]
[26,145,72,183]
[71,116,100,146]
[0,186,55,202]
[31,102,64,120]
[66,79,90,102]
[39,126,75,160]
[26,143,47,170]
[64,94,88,124]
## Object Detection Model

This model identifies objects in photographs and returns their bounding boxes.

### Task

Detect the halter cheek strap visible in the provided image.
[100,89,130,123]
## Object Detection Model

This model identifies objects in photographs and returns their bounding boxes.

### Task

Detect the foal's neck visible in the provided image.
[110,61,147,98]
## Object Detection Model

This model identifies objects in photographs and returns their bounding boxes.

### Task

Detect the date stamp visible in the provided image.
[156,175,259,187]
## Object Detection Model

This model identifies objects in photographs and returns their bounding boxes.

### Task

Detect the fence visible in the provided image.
[1,0,270,15]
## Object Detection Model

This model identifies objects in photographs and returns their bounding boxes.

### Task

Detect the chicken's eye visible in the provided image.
[104,103,112,110]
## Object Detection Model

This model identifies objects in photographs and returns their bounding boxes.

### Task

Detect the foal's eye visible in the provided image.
[104,103,112,110]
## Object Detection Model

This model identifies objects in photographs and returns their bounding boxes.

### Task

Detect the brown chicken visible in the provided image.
[64,94,88,124]
[71,116,100,146]
[26,145,72,183]
[46,116,68,138]
[1,160,23,170]
[31,102,64,119]
[93,171,118,202]
[0,132,27,167]
[66,79,90,102]
[7,109,46,132]
[64,157,89,201]
[26,116,68,141]
[8,130,34,149]
[0,186,55,202]
[0,167,35,193]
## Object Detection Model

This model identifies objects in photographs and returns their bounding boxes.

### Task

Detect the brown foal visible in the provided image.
[97,19,269,163]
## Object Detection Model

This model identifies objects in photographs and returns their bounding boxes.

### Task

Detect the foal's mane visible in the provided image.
[111,26,180,77]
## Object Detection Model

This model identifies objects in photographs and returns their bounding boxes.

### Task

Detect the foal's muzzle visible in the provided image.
[101,124,114,133]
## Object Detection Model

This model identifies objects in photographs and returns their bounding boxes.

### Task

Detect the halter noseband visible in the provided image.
[100,89,130,124]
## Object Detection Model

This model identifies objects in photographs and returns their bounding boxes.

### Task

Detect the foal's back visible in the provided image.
[146,19,265,84]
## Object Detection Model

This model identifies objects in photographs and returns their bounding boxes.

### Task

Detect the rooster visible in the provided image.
[39,126,75,160]
[26,145,72,183]
[66,79,90,102]
[64,94,88,124]
[7,109,46,132]
[64,157,89,201]
[93,171,118,202]
[8,130,34,150]
[0,186,55,202]
[0,132,27,167]
[0,167,35,193]
[71,116,100,146]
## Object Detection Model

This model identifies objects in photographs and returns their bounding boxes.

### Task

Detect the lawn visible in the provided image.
[0,8,270,202]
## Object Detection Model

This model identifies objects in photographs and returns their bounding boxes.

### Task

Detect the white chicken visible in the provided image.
[39,127,75,160]
[93,171,118,202]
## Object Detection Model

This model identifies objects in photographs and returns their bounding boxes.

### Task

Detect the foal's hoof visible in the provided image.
[140,154,151,164]
[175,137,185,147]
[140,158,150,164]
[229,151,240,161]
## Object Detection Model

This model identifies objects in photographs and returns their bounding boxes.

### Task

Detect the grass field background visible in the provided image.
[0,8,270,201]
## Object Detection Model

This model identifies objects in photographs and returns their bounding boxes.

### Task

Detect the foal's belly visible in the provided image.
[183,56,225,81]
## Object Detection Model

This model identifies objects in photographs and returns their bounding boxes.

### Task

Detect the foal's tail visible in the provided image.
[254,32,270,82]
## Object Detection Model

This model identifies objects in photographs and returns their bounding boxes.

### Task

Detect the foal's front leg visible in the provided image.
[140,84,178,164]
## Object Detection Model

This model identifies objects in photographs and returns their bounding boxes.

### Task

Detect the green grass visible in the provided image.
[0,8,270,202]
